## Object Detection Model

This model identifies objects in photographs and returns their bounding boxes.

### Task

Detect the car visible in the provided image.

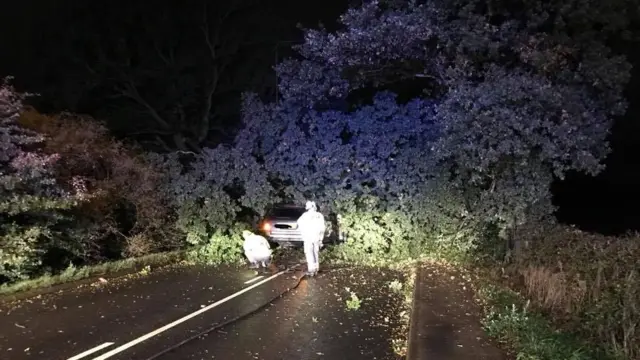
[258,204,340,248]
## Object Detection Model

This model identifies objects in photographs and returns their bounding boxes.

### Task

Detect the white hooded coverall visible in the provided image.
[242,231,272,267]
[297,203,325,274]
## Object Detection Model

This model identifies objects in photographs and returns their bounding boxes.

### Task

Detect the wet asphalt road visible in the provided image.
[0,260,405,360]
[0,264,289,360]
[149,268,404,360]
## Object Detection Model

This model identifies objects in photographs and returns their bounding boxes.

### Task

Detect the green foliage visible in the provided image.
[388,279,403,294]
[148,147,278,264]
[0,79,84,282]
[18,109,180,262]
[479,284,614,360]
[234,0,635,266]
[1,226,48,281]
[345,288,362,311]
[186,223,246,266]
[101,0,638,273]
[321,174,482,265]
[504,226,640,359]
[1,80,183,285]
[273,0,635,266]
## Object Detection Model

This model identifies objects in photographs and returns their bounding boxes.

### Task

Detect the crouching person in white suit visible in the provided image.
[297,201,326,277]
[242,230,272,271]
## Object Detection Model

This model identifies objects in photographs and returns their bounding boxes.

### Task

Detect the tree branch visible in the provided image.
[125,129,176,136]
[114,80,172,130]
[153,41,175,66]
[153,135,172,152]
[197,1,239,144]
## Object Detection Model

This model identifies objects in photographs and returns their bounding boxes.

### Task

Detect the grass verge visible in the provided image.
[0,250,186,297]
[473,226,638,360]
[325,243,625,359]
[475,277,618,360]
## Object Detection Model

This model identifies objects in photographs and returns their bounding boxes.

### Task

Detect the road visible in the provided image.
[0,261,406,360]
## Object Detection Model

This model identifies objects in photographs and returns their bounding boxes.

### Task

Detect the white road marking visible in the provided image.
[91,268,294,360]
[67,342,114,360]
[244,275,264,284]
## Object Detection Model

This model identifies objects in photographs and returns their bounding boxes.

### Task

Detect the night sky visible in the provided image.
[552,51,640,235]
[1,0,639,235]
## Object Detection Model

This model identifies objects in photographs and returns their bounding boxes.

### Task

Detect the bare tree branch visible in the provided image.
[126,129,176,136]
[153,41,175,66]
[153,135,172,152]
[197,1,244,143]
[113,80,171,130]
[70,0,271,151]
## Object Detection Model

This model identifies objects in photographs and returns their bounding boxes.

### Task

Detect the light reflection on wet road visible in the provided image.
[1,262,405,360]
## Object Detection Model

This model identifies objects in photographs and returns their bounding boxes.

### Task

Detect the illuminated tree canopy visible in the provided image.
[157,0,635,259]
[250,0,630,251]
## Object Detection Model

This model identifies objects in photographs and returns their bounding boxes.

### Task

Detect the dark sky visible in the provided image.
[0,0,348,94]
[550,40,640,235]
[1,0,639,235]
[553,62,640,235]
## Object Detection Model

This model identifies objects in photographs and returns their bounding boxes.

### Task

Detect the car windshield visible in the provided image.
[269,207,305,219]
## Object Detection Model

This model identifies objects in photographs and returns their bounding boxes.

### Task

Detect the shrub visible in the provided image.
[480,283,606,360]
[0,78,88,282]
[18,109,179,264]
[505,226,640,359]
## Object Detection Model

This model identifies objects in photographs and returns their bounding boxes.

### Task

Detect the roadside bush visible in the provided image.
[18,108,179,265]
[504,226,640,359]
[479,283,606,360]
[0,79,88,282]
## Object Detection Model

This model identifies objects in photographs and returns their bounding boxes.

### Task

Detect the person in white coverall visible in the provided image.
[242,230,272,270]
[297,201,326,277]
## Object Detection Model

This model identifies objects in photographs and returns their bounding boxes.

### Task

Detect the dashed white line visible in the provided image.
[91,268,292,360]
[67,342,114,360]
[244,275,264,284]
